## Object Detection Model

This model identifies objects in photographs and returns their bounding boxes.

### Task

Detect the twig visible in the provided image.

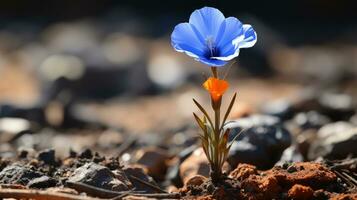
[66,181,141,198]
[129,175,167,193]
[0,188,99,200]
[334,170,356,188]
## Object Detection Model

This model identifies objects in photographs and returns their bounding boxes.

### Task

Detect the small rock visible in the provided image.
[275,146,304,166]
[179,148,210,184]
[122,164,159,193]
[135,147,170,180]
[165,145,197,187]
[0,164,44,185]
[0,117,31,134]
[167,185,179,193]
[293,111,330,130]
[229,163,258,181]
[37,149,56,165]
[225,114,292,169]
[17,147,35,159]
[78,148,93,159]
[287,184,313,200]
[27,176,57,189]
[318,93,355,121]
[67,162,132,191]
[184,175,207,187]
[308,122,357,160]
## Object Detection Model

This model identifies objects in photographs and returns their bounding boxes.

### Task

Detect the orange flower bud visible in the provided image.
[203,77,229,102]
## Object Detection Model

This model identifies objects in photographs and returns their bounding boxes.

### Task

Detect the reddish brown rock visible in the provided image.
[184,175,207,188]
[229,163,258,181]
[288,184,314,200]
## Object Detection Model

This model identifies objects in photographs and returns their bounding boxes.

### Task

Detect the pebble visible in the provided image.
[67,162,132,191]
[308,122,357,160]
[184,175,207,188]
[37,148,56,165]
[179,148,210,184]
[122,164,159,193]
[27,175,58,189]
[0,164,44,185]
[293,111,330,130]
[225,114,292,169]
[276,145,304,166]
[135,147,170,180]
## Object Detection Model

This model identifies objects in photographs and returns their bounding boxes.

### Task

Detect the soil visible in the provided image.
[181,162,357,200]
[1,148,356,199]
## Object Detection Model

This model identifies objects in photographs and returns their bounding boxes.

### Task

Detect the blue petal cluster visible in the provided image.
[171,7,257,67]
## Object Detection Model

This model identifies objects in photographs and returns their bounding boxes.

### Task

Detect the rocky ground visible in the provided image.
[0,81,356,199]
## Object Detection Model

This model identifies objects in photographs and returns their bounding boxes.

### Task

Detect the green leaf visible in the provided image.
[193,112,205,131]
[220,93,237,131]
[227,128,246,150]
[193,98,214,128]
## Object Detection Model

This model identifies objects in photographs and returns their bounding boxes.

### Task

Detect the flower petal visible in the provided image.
[211,17,244,61]
[235,24,257,48]
[189,7,225,40]
[171,23,206,59]
[198,57,227,67]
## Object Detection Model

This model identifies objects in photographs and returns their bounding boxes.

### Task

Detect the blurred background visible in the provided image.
[0,0,356,161]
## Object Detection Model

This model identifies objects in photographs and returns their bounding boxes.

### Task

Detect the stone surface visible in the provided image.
[67,162,132,191]
[122,164,159,193]
[275,145,304,166]
[308,122,357,160]
[184,175,207,188]
[179,148,210,184]
[37,148,56,165]
[27,175,58,189]
[0,164,44,185]
[293,111,330,130]
[135,147,170,180]
[225,114,292,169]
[287,184,314,200]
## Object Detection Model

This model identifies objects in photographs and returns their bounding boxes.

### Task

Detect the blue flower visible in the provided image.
[171,7,257,67]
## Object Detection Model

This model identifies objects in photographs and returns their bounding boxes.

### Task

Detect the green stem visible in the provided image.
[210,66,222,184]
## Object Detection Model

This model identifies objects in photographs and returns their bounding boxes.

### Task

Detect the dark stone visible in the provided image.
[37,149,56,165]
[318,93,355,121]
[308,122,357,160]
[67,162,131,191]
[17,149,29,159]
[165,145,197,187]
[293,111,330,130]
[276,145,304,166]
[123,165,159,193]
[78,148,93,159]
[225,114,292,169]
[27,176,58,189]
[0,164,44,185]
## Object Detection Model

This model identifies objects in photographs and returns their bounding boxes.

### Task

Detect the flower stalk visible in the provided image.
[193,67,236,184]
